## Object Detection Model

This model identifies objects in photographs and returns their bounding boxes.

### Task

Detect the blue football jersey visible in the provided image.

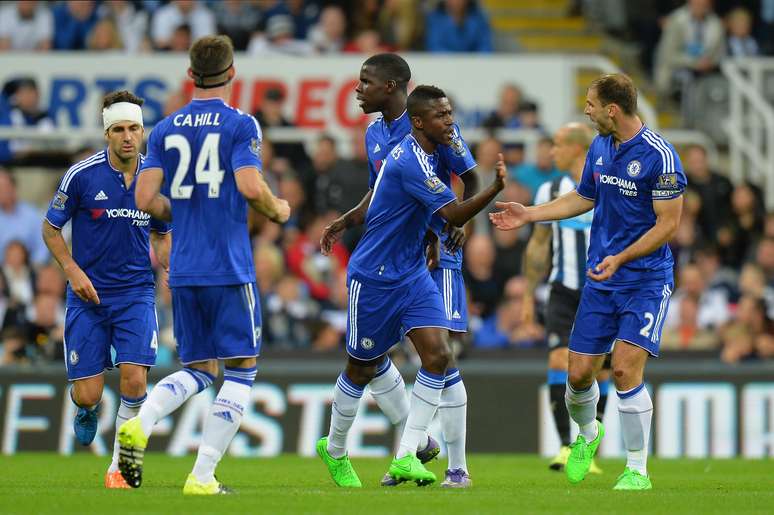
[348,134,457,287]
[141,98,262,287]
[364,112,476,270]
[45,150,170,307]
[576,126,686,290]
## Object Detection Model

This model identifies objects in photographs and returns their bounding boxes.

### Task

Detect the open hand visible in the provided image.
[489,201,529,231]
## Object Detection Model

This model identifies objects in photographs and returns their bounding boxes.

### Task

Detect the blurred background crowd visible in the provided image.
[1,0,773,367]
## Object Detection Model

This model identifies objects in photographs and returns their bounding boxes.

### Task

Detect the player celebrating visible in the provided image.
[322,85,504,488]
[119,35,290,494]
[42,90,171,489]
[317,54,478,488]
[491,74,684,491]
[523,122,609,473]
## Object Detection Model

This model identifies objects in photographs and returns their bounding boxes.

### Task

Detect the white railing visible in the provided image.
[722,59,774,209]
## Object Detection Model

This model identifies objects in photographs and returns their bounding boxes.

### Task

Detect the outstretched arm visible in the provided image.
[436,155,506,227]
[588,196,683,282]
[135,167,172,222]
[490,191,593,231]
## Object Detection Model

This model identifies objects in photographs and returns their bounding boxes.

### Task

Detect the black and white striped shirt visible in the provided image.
[534,176,593,291]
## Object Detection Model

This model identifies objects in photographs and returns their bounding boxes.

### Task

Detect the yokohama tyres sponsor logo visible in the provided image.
[599,174,638,197]
[105,208,151,226]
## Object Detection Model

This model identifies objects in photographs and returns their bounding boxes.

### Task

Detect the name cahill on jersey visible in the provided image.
[172,112,222,127]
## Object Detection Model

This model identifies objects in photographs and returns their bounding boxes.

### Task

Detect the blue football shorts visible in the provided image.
[569,282,673,357]
[345,272,448,361]
[63,300,158,381]
[172,282,262,365]
[430,267,468,333]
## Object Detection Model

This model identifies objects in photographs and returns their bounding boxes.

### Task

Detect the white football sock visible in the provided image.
[192,366,256,483]
[617,383,653,476]
[439,369,467,472]
[326,373,364,459]
[138,368,214,437]
[108,394,145,473]
[565,380,600,442]
[396,369,444,459]
[369,357,409,425]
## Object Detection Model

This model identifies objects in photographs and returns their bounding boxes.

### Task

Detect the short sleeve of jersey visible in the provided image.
[439,125,476,176]
[150,217,171,233]
[576,147,596,200]
[533,181,552,225]
[140,123,163,172]
[45,170,81,229]
[401,159,456,214]
[231,114,263,173]
[648,149,686,201]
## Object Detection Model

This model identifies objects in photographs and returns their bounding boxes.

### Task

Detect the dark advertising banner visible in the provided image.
[1,359,773,458]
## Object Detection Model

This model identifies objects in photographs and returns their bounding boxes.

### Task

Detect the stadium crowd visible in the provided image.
[1,1,773,367]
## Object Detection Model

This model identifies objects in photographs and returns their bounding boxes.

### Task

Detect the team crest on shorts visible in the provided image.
[69,350,79,366]
[359,337,374,350]
[626,160,642,177]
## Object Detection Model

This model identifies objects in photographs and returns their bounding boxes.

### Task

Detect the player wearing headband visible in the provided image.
[42,90,171,489]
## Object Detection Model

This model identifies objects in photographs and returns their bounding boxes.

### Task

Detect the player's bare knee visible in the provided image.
[424,344,451,375]
[120,376,147,399]
[73,385,102,407]
[345,364,376,386]
[189,359,219,377]
[567,362,594,389]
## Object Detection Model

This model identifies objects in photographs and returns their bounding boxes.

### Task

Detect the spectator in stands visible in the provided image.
[87,18,123,52]
[100,0,150,54]
[0,170,48,265]
[278,173,306,230]
[738,263,774,318]
[482,83,523,129]
[492,223,526,288]
[661,295,720,351]
[300,134,363,218]
[654,0,725,98]
[755,236,774,288]
[0,327,28,365]
[264,275,319,348]
[213,0,263,51]
[314,270,348,351]
[1,241,35,323]
[254,87,310,170]
[35,263,66,301]
[509,137,563,200]
[665,263,731,330]
[726,7,759,57]
[248,14,313,56]
[463,234,500,320]
[425,0,493,53]
[0,0,53,51]
[2,77,54,161]
[167,23,192,52]
[502,142,525,168]
[473,276,544,348]
[286,213,348,302]
[517,101,544,132]
[26,292,64,362]
[718,182,765,269]
[683,144,733,244]
[287,0,320,40]
[378,0,424,50]
[721,295,772,363]
[308,5,347,53]
[52,0,99,50]
[471,137,502,234]
[757,0,774,55]
[344,29,392,54]
[151,0,215,51]
[694,243,738,300]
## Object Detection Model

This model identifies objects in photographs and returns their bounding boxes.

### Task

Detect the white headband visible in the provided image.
[102,102,144,131]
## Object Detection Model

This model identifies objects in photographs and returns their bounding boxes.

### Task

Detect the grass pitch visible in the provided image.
[1,453,771,514]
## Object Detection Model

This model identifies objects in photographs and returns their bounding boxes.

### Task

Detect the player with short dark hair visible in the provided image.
[118,35,290,495]
[318,55,479,489]
[523,122,610,473]
[491,73,685,491]
[319,84,504,487]
[42,90,171,489]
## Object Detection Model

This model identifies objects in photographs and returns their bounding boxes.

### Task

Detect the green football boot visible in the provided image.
[316,437,362,488]
[613,468,652,490]
[566,420,605,484]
